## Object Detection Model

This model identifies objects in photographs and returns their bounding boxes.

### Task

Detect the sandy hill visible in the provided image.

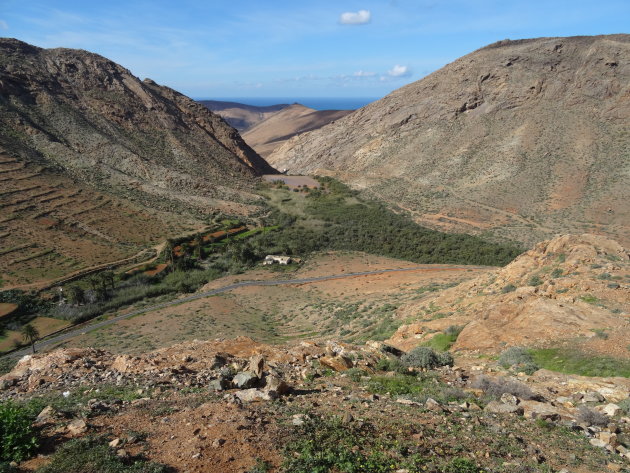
[0,38,275,287]
[388,234,630,354]
[268,35,630,247]
[243,104,353,158]
[199,100,289,131]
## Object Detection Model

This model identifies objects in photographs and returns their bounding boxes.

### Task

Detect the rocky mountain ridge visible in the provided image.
[0,38,275,215]
[268,35,630,247]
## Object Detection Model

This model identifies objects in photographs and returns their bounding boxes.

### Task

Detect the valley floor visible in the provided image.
[32,252,491,355]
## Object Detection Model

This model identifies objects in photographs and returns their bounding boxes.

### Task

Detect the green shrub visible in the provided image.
[527,275,543,287]
[498,347,539,374]
[282,416,392,473]
[618,397,630,415]
[37,437,170,473]
[436,351,454,367]
[374,357,407,374]
[0,402,38,463]
[0,463,18,473]
[501,284,516,293]
[401,347,453,370]
[401,347,438,369]
[551,268,564,278]
[0,358,16,376]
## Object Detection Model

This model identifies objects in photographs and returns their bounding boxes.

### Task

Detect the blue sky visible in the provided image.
[1,0,628,100]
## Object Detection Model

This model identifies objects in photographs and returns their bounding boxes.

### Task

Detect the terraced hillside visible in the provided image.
[0,150,198,287]
[0,39,280,286]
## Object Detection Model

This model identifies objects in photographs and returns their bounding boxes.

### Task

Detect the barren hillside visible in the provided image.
[243,104,353,158]
[268,35,630,246]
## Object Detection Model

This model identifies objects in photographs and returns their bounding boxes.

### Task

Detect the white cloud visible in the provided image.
[387,64,411,77]
[0,20,8,30]
[354,70,376,77]
[339,10,371,25]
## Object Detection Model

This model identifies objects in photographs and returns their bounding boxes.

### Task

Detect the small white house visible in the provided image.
[263,255,292,265]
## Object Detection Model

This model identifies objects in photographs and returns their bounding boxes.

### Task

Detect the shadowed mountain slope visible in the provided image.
[199,100,289,131]
[268,35,630,246]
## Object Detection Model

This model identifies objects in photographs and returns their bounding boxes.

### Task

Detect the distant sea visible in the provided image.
[198,97,378,111]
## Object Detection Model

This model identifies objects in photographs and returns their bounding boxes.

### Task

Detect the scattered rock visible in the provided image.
[263,375,290,395]
[602,403,621,417]
[35,405,56,424]
[583,391,606,403]
[233,372,258,389]
[319,355,353,372]
[484,401,524,415]
[425,398,443,412]
[599,432,618,447]
[209,376,231,391]
[500,393,519,405]
[67,418,88,436]
[109,438,121,448]
[292,414,309,426]
[234,388,276,402]
[248,355,265,378]
[519,400,563,421]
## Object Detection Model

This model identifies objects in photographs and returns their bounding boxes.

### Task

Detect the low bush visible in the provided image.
[401,347,453,370]
[374,357,407,374]
[498,347,539,374]
[575,406,608,427]
[527,275,543,287]
[501,284,516,293]
[471,376,536,400]
[0,402,38,463]
[618,397,630,415]
[551,268,564,278]
[282,416,395,473]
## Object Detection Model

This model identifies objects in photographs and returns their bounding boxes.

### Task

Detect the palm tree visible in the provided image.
[165,239,175,265]
[21,324,40,354]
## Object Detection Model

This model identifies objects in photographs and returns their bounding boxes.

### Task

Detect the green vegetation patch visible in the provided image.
[420,326,463,352]
[282,415,485,473]
[366,373,469,405]
[36,437,170,473]
[531,348,630,378]
[0,402,38,463]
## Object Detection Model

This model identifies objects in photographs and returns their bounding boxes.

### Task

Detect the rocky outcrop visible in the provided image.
[388,234,630,352]
[268,35,630,246]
